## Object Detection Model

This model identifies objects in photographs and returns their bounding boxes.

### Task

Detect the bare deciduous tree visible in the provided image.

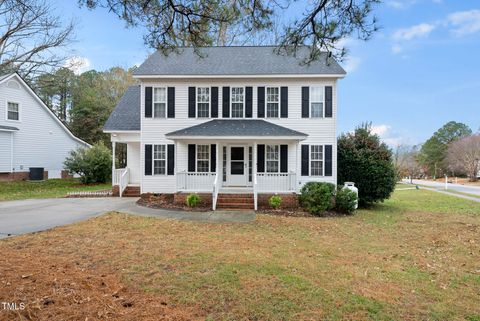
[446,135,480,182]
[80,0,380,63]
[394,145,422,182]
[0,0,75,77]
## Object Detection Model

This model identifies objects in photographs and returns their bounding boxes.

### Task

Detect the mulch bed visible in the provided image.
[0,247,203,321]
[257,208,314,217]
[136,193,212,212]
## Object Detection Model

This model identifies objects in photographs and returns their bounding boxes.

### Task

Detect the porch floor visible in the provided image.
[219,186,253,194]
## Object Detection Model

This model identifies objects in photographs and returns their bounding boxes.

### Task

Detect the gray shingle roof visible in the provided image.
[0,124,19,131]
[104,85,140,131]
[134,46,346,76]
[166,119,307,138]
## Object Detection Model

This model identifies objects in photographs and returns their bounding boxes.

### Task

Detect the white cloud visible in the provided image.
[371,124,391,137]
[393,23,436,41]
[391,44,403,54]
[446,9,480,36]
[64,56,91,75]
[342,56,361,73]
[387,0,415,10]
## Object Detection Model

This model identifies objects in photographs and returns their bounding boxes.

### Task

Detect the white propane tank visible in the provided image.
[344,182,358,209]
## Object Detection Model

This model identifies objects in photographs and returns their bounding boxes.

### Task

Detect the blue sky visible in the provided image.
[53,0,480,146]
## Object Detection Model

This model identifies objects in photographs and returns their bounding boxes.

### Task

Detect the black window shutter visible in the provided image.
[222,86,230,118]
[325,145,333,176]
[145,144,152,175]
[210,144,216,172]
[257,87,265,118]
[167,144,175,175]
[245,86,253,118]
[211,87,218,118]
[325,86,333,118]
[280,87,288,118]
[188,87,196,118]
[257,144,265,173]
[188,144,196,172]
[280,145,288,173]
[167,87,175,118]
[301,87,309,118]
[301,145,309,176]
[145,87,152,118]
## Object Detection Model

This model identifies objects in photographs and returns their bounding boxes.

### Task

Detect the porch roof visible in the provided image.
[165,119,308,140]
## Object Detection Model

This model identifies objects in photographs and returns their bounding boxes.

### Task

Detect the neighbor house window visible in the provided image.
[153,145,166,175]
[197,145,210,172]
[310,145,324,176]
[266,87,279,118]
[153,87,166,118]
[231,87,244,118]
[310,86,324,118]
[7,102,19,121]
[197,87,210,118]
[266,145,279,173]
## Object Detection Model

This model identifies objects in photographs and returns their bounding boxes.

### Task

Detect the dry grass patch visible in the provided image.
[1,189,480,320]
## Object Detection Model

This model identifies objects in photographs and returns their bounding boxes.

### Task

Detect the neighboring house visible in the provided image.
[0,73,89,180]
[104,46,346,209]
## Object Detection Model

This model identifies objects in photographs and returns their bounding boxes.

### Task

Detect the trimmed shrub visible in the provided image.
[338,123,396,205]
[335,187,358,214]
[268,195,282,209]
[299,182,335,215]
[186,193,200,207]
[64,142,112,184]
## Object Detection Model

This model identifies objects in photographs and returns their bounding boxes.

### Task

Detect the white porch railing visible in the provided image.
[176,171,216,192]
[114,168,129,197]
[212,172,221,210]
[253,173,258,210]
[256,172,297,193]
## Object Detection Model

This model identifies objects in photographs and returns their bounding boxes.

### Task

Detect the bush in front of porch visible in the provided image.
[299,182,336,215]
[64,143,112,184]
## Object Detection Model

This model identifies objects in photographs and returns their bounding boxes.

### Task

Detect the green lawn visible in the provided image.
[1,187,479,320]
[0,178,111,201]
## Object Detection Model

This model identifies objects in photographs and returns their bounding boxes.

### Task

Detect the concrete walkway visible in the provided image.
[0,198,255,238]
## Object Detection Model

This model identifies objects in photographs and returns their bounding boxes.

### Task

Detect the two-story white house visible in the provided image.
[0,73,89,180]
[104,46,346,209]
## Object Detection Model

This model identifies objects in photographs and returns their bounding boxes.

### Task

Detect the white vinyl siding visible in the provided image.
[231,87,244,118]
[266,87,279,118]
[266,144,279,173]
[139,79,338,193]
[196,144,210,172]
[310,145,324,176]
[7,102,19,121]
[153,87,166,118]
[153,144,166,175]
[310,86,324,118]
[197,87,210,118]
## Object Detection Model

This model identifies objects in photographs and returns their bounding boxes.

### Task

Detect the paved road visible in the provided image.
[402,179,480,196]
[0,198,255,238]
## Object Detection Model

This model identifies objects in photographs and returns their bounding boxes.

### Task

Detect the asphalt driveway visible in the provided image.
[0,198,255,238]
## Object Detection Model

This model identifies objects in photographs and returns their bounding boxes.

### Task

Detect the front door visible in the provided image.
[227,145,247,186]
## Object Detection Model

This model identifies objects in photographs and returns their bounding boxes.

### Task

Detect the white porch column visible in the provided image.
[296,141,300,193]
[216,143,220,176]
[112,141,116,185]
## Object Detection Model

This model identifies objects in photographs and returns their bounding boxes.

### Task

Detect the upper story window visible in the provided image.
[197,87,210,118]
[266,87,279,118]
[231,87,244,118]
[266,144,279,173]
[153,145,166,175]
[7,102,19,121]
[197,145,210,172]
[310,86,324,118]
[153,87,166,118]
[310,145,324,176]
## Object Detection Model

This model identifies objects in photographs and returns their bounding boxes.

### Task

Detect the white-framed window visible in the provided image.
[197,87,210,118]
[310,86,324,118]
[231,87,244,118]
[266,87,279,118]
[310,145,324,176]
[153,145,166,175]
[6,102,19,121]
[266,144,279,173]
[153,87,166,118]
[197,145,210,172]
